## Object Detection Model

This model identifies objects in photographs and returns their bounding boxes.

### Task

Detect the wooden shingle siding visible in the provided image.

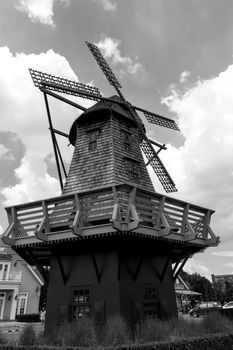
[63,114,115,193]
[63,104,155,195]
[112,117,154,191]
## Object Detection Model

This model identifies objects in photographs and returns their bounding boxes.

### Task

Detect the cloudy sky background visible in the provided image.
[1,0,233,279]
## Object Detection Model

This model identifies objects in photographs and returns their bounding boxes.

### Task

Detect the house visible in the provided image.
[175,276,201,312]
[212,274,233,292]
[0,238,43,320]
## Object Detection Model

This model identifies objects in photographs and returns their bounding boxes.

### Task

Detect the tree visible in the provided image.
[180,270,215,301]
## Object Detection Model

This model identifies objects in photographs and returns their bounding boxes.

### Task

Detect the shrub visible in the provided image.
[202,312,233,334]
[46,318,96,347]
[136,318,172,343]
[0,331,7,345]
[16,313,40,322]
[19,324,36,345]
[104,315,130,345]
[169,317,203,339]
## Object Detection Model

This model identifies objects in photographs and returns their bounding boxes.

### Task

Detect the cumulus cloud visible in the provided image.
[0,46,90,207]
[96,36,144,76]
[0,144,14,161]
[92,0,116,12]
[211,251,233,257]
[183,257,211,279]
[179,70,191,83]
[2,151,60,205]
[15,0,69,26]
[158,62,233,256]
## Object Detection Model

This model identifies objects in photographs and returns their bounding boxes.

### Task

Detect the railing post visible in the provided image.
[2,207,17,245]
[71,193,83,236]
[202,210,211,239]
[35,201,49,241]
[181,204,189,235]
[154,196,165,229]
[42,200,50,232]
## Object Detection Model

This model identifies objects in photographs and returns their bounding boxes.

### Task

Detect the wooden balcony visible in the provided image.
[2,183,219,248]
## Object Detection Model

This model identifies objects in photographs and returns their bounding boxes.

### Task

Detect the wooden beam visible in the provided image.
[40,88,87,111]
[118,252,122,281]
[26,249,49,285]
[133,256,143,281]
[173,253,192,281]
[159,255,171,282]
[91,253,102,283]
[56,255,68,285]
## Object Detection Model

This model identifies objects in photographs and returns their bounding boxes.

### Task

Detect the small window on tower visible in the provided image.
[88,130,98,151]
[125,158,140,182]
[121,130,131,151]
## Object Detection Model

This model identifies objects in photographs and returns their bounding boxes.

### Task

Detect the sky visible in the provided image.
[1,0,233,280]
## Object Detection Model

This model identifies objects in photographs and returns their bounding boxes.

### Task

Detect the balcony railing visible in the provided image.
[0,271,22,282]
[2,183,220,247]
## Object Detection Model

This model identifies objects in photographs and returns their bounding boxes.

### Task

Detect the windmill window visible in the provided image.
[121,130,131,151]
[143,286,158,319]
[71,288,91,320]
[125,159,140,181]
[88,130,99,151]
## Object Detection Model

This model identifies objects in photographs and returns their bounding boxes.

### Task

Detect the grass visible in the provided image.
[104,315,130,346]
[44,317,97,347]
[19,324,36,345]
[3,312,233,347]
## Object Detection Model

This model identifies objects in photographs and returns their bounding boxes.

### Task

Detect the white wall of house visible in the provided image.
[0,241,43,320]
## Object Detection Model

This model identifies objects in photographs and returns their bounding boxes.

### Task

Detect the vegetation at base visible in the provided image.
[104,315,130,345]
[1,312,233,349]
[19,325,36,345]
[45,317,96,347]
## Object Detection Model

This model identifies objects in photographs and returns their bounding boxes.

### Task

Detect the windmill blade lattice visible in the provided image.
[86,41,123,97]
[143,111,180,131]
[140,139,177,192]
[29,69,102,101]
[128,105,177,192]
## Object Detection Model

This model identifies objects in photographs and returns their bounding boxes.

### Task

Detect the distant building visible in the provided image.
[211,274,233,292]
[175,276,201,312]
[0,238,43,320]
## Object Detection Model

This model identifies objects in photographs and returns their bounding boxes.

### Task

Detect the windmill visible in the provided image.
[2,42,219,331]
[29,41,179,193]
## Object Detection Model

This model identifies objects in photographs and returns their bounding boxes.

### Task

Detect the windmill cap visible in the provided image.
[69,95,138,145]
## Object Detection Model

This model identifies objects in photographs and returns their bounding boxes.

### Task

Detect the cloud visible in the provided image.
[211,251,233,257]
[159,62,233,247]
[92,0,116,12]
[15,0,69,26]
[0,46,90,208]
[179,70,191,83]
[2,151,60,205]
[222,262,233,269]
[183,257,211,280]
[0,144,14,161]
[96,36,144,76]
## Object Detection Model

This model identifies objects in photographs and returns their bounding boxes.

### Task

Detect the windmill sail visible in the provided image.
[29,69,102,101]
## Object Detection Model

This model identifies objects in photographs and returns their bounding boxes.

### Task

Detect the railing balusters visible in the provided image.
[2,184,218,246]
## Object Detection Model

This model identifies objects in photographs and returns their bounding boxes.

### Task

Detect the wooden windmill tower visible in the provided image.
[3,42,219,332]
